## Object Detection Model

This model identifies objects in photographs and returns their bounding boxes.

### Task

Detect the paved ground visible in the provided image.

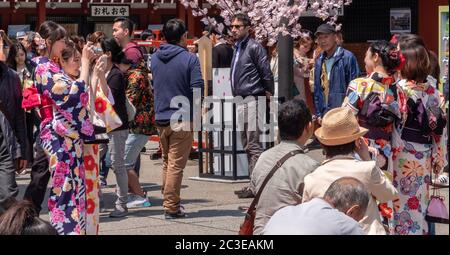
[15,141,449,235]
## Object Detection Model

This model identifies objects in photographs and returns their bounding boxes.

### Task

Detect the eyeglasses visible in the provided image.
[230,25,246,29]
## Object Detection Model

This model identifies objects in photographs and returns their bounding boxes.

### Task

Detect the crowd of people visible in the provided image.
[0,11,448,235]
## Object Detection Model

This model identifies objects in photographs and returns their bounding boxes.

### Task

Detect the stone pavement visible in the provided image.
[14,141,449,235]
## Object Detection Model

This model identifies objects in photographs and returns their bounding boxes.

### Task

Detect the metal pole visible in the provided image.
[277,0,294,103]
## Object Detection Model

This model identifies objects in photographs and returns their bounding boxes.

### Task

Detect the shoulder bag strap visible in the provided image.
[245,149,304,215]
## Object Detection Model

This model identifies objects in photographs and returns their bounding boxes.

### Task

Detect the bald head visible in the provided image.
[323,177,369,221]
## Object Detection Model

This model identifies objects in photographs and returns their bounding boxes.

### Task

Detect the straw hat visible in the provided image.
[315,107,368,146]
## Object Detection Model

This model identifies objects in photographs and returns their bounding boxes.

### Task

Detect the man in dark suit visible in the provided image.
[211,29,234,68]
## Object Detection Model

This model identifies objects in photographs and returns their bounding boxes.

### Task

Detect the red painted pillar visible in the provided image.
[37,0,46,29]
[177,1,187,24]
[81,0,88,16]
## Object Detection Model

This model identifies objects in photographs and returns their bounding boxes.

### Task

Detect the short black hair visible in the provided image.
[162,19,186,44]
[278,99,312,141]
[114,17,134,35]
[101,37,125,64]
[232,13,251,27]
[321,141,356,158]
[141,29,153,40]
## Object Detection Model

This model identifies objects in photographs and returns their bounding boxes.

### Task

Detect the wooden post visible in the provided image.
[37,0,46,30]
[197,36,213,174]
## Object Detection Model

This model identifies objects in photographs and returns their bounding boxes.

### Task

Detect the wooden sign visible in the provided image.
[196,35,213,81]
[91,5,129,17]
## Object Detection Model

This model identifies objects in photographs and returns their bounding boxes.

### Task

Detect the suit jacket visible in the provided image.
[302,156,397,235]
[212,43,234,68]
[0,62,27,159]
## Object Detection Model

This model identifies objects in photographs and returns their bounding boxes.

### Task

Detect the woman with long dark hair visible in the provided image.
[7,43,36,167]
[33,21,96,235]
[99,38,130,218]
[6,43,33,85]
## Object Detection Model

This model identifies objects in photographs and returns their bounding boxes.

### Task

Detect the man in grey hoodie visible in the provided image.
[151,19,203,219]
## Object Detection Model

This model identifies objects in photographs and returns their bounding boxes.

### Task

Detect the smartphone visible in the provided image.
[93,47,103,54]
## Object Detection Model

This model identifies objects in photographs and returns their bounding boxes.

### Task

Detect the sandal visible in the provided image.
[432,174,449,188]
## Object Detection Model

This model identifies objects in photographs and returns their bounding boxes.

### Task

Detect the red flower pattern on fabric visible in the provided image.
[95,97,107,113]
[84,155,96,171]
[379,203,393,219]
[407,196,420,210]
[86,199,95,214]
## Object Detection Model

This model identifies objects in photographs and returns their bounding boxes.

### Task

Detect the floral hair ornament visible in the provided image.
[396,51,406,71]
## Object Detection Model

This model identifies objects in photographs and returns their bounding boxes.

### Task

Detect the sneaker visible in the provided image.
[165,210,186,219]
[100,177,107,188]
[109,204,128,218]
[164,205,186,219]
[432,174,449,188]
[127,194,152,208]
[99,200,106,213]
[234,187,249,195]
[235,187,255,198]
[237,188,255,199]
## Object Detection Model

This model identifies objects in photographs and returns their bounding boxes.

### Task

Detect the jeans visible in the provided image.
[99,148,111,179]
[100,129,129,206]
[157,123,193,213]
[124,134,149,175]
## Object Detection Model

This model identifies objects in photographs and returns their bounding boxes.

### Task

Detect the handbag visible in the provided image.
[125,97,136,122]
[239,149,304,235]
[425,172,449,224]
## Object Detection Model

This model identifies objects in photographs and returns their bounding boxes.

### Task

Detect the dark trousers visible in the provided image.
[23,136,50,213]
[0,129,17,213]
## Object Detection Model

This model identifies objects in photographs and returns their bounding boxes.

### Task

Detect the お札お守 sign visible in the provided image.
[91,5,129,17]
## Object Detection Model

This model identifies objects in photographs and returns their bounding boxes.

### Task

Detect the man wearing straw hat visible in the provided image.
[302,107,397,235]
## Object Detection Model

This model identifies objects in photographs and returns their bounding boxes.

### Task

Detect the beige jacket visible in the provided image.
[251,141,319,235]
[302,156,397,235]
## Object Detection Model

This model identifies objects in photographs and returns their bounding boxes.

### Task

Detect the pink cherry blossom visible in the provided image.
[180,0,351,46]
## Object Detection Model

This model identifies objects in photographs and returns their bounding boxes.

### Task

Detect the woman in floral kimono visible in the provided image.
[33,21,96,235]
[84,53,123,234]
[342,41,407,226]
[392,44,447,235]
[343,41,406,171]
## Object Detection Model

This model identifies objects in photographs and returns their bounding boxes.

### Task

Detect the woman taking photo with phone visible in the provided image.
[33,21,96,235]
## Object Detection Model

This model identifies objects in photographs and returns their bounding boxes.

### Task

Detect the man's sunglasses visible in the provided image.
[230,25,247,29]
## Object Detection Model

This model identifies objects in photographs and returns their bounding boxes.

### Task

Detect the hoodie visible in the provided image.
[151,44,203,122]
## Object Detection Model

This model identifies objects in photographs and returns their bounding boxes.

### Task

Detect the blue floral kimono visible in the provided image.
[34,56,94,235]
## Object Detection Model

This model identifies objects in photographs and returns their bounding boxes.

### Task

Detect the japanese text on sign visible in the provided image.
[91,5,129,17]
